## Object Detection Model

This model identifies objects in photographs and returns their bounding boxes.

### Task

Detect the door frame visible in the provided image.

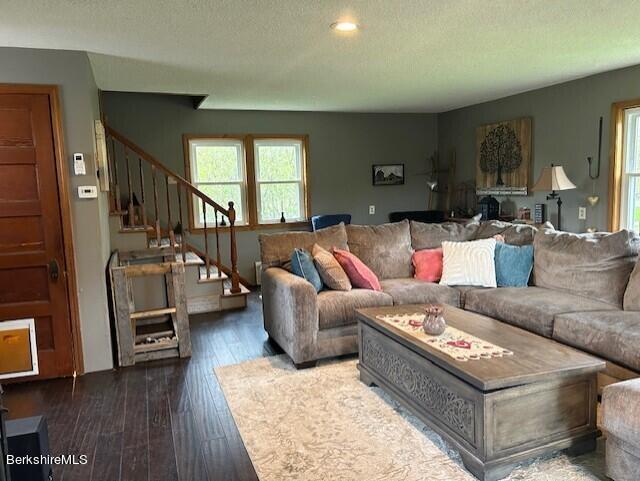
[0,83,84,375]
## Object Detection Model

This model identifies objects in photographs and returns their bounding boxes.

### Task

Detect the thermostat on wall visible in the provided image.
[73,153,86,175]
[78,185,98,199]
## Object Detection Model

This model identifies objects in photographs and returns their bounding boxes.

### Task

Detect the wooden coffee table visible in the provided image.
[356,304,605,481]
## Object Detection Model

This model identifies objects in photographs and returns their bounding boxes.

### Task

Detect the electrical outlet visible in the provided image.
[578,206,587,220]
[369,205,375,215]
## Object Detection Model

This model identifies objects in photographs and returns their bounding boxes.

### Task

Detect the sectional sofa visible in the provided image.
[259,219,640,388]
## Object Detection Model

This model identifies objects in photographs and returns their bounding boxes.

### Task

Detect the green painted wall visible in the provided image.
[102,92,438,282]
[438,63,640,233]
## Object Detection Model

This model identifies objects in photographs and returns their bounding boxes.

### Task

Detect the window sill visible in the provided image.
[190,220,311,233]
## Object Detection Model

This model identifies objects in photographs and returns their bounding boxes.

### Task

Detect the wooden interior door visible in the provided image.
[0,92,75,379]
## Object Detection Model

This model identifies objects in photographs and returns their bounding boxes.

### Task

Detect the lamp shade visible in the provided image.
[532,165,576,192]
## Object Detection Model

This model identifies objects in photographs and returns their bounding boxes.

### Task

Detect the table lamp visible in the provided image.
[532,164,576,230]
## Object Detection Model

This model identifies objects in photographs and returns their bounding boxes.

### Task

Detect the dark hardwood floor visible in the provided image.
[3,291,280,481]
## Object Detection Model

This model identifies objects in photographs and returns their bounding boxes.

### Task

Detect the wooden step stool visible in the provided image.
[108,247,192,366]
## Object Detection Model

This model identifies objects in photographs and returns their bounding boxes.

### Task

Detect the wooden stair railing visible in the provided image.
[105,125,241,294]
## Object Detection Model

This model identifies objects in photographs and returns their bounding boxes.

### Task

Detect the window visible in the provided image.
[184,134,309,230]
[254,139,306,223]
[611,99,640,232]
[621,107,640,232]
[187,138,248,226]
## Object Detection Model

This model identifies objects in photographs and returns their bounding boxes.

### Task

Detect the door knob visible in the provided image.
[49,259,60,281]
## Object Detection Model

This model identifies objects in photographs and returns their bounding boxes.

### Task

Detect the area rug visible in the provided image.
[214,356,607,481]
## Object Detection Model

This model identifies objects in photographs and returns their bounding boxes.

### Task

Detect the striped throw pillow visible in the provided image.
[439,239,497,288]
[312,244,352,291]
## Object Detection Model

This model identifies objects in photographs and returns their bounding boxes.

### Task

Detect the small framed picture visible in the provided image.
[372,164,404,186]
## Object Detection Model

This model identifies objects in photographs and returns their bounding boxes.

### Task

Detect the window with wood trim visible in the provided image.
[610,99,640,232]
[254,138,306,223]
[187,137,248,226]
[183,134,310,230]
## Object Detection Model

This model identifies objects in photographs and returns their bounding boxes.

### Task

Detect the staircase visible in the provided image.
[105,125,249,317]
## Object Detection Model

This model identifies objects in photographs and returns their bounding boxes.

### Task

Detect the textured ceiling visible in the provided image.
[2,1,640,112]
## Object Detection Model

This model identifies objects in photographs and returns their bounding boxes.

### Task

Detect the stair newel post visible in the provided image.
[111,136,121,213]
[176,184,186,263]
[215,208,221,278]
[228,201,241,293]
[138,157,147,227]
[151,165,161,244]
[165,175,175,248]
[203,198,211,279]
[125,146,134,226]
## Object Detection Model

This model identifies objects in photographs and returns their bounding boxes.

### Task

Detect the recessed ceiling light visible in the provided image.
[331,21,359,32]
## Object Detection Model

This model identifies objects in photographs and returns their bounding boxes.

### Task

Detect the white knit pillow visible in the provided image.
[440,239,497,287]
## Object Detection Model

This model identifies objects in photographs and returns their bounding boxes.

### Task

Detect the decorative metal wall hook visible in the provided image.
[588,116,603,180]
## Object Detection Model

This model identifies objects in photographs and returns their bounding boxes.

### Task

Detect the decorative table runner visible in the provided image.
[376,313,513,362]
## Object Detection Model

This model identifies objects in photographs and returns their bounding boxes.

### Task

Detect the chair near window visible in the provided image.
[311,214,351,231]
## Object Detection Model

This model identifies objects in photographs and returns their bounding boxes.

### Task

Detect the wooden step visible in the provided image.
[223,283,250,297]
[149,236,183,248]
[130,306,177,320]
[179,251,204,266]
[198,265,228,282]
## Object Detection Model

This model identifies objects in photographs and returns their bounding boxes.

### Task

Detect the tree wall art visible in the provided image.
[475,117,531,196]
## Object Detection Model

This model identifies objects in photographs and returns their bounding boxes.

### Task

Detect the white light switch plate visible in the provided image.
[369,205,375,215]
[78,185,98,199]
[578,206,587,220]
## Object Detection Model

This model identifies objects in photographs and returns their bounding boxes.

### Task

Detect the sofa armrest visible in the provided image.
[261,267,319,364]
[602,378,640,445]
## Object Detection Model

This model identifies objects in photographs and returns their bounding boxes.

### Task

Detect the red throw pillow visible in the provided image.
[412,248,443,282]
[332,248,382,291]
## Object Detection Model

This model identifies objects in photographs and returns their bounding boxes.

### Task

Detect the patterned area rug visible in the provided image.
[215,356,607,481]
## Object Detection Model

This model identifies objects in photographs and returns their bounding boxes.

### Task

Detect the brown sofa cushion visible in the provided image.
[346,220,413,280]
[624,259,640,311]
[553,310,640,372]
[474,220,551,245]
[259,223,348,270]
[533,228,640,307]
[410,220,479,250]
[452,286,486,308]
[602,379,640,446]
[317,289,393,330]
[465,287,617,337]
[379,278,461,307]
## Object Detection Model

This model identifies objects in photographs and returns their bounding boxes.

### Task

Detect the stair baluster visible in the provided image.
[228,202,240,293]
[108,135,122,212]
[125,147,134,226]
[176,184,186,262]
[152,166,161,244]
[215,209,221,278]
[105,125,245,293]
[138,157,148,227]
[203,198,211,278]
[165,175,175,247]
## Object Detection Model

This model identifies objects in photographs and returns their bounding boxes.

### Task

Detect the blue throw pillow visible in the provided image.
[291,248,323,292]
[494,242,534,287]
